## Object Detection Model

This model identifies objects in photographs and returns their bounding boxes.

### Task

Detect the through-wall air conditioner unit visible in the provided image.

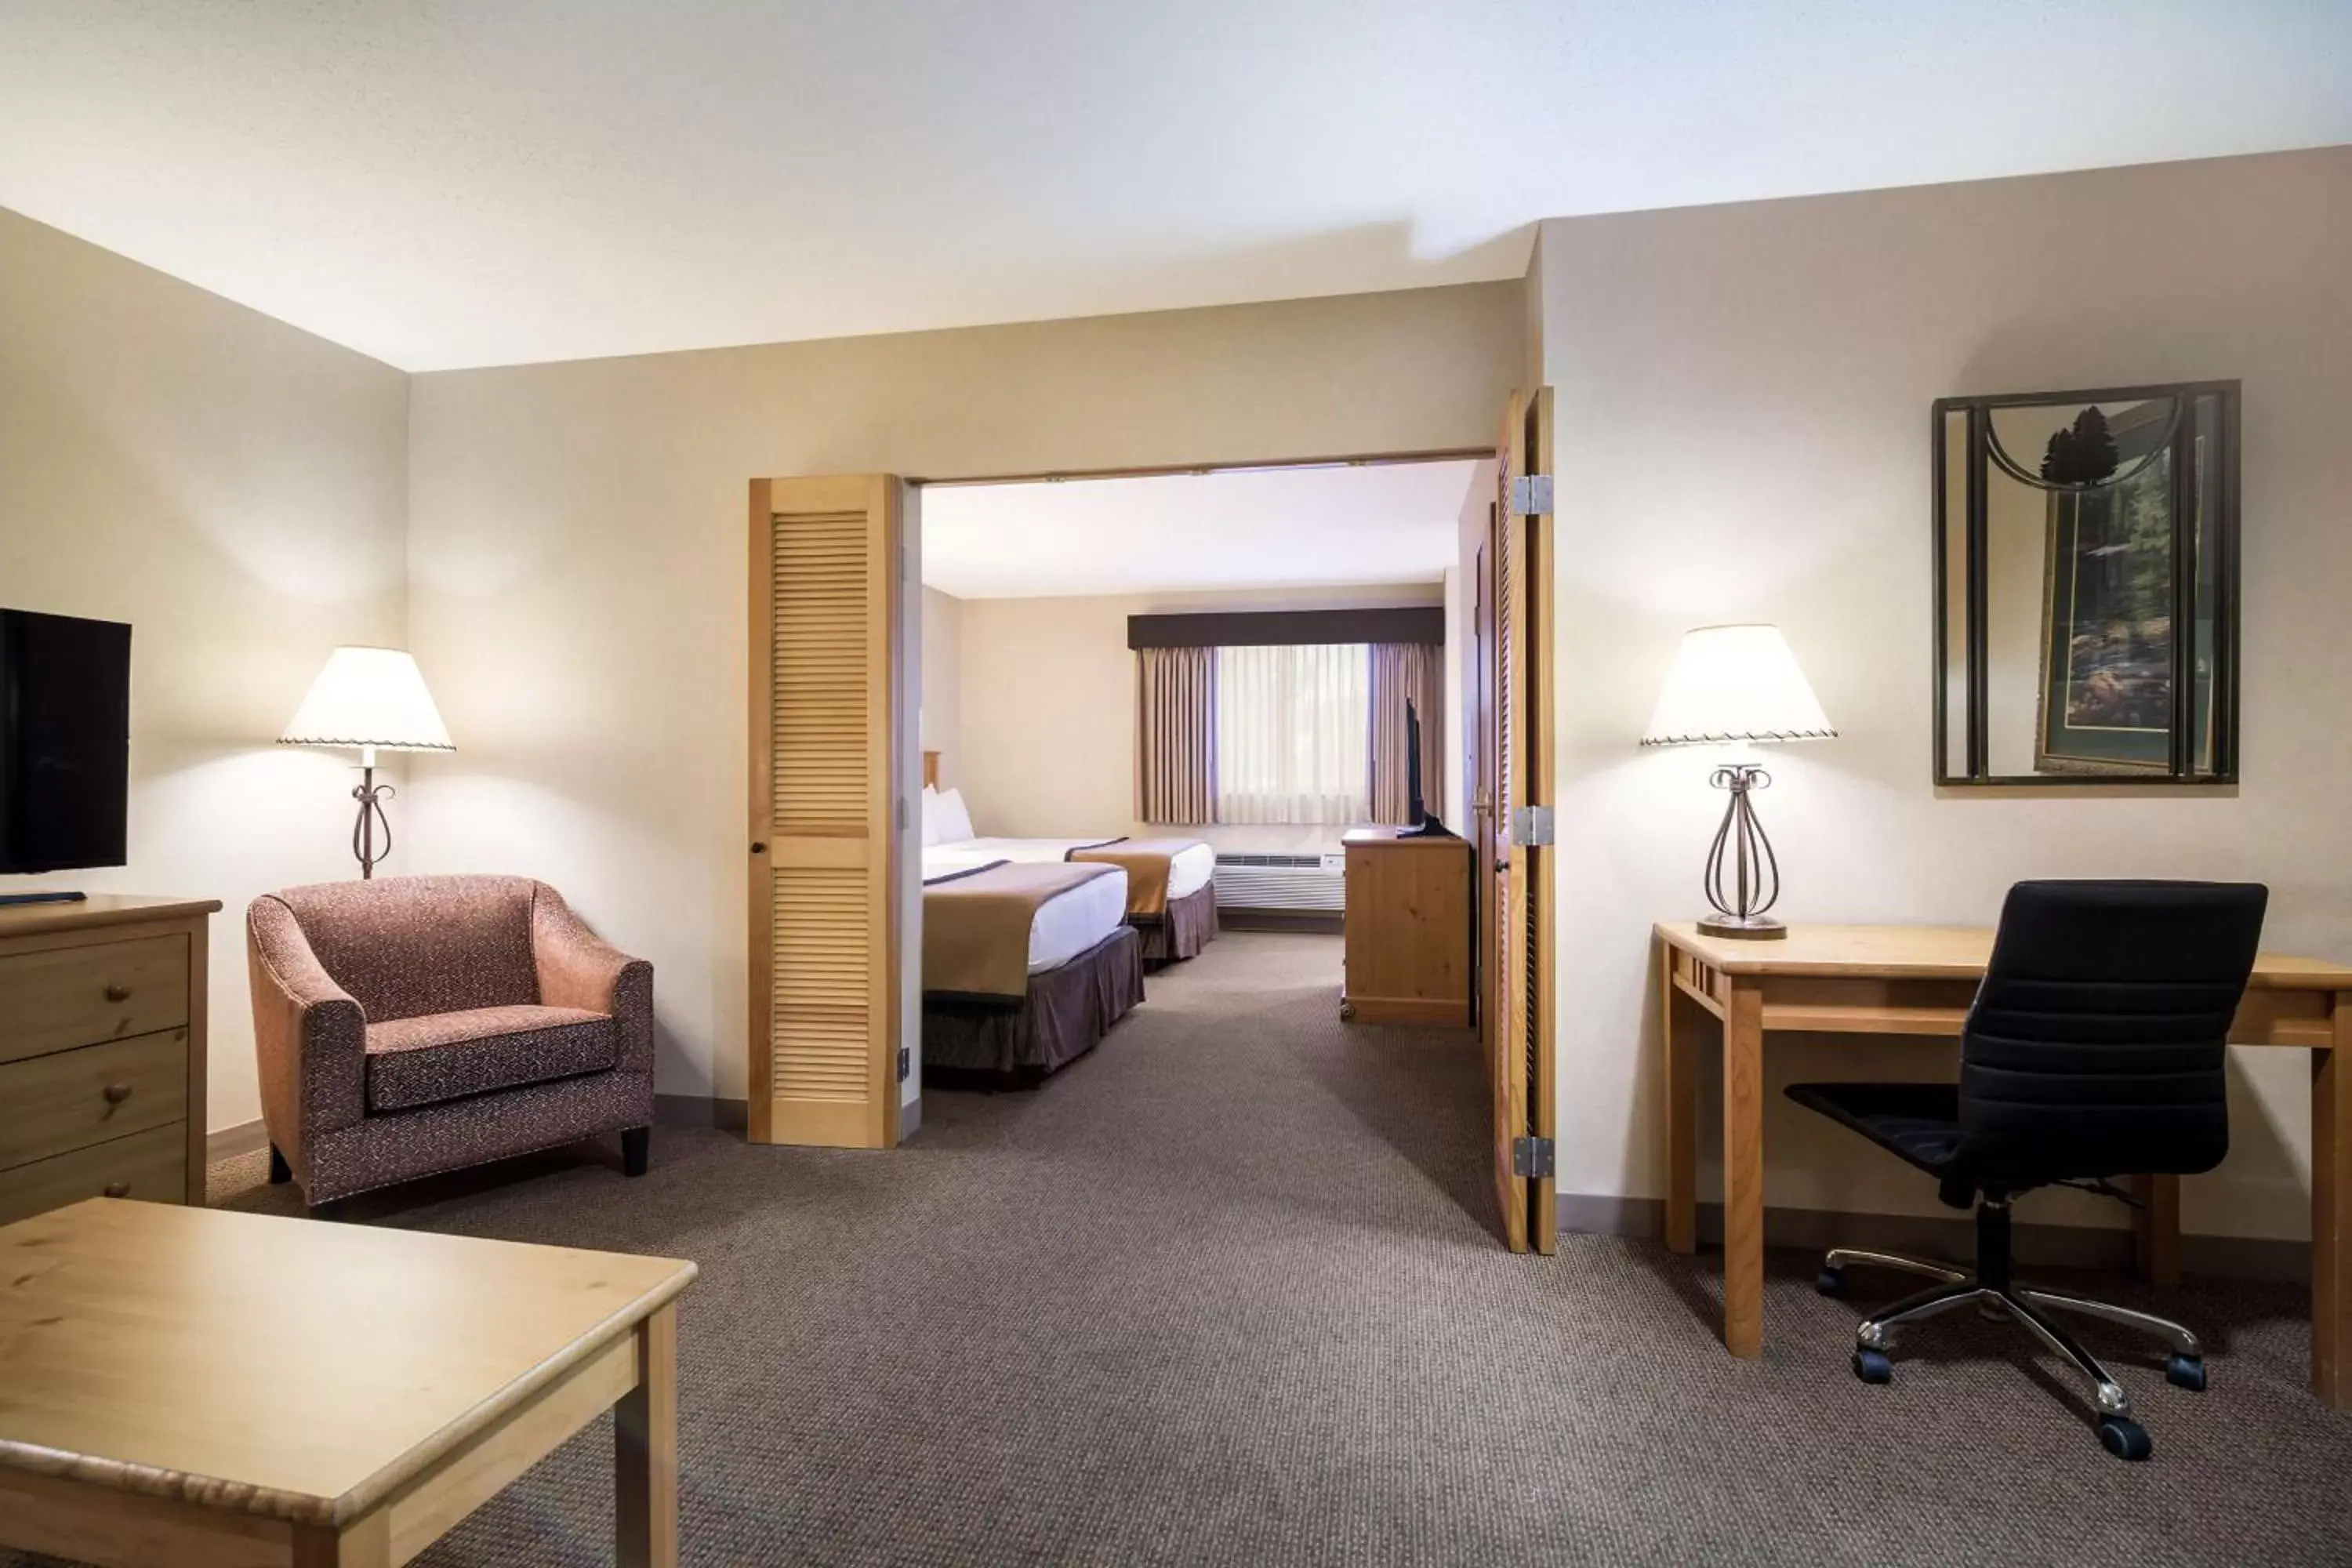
[1211,852,1345,913]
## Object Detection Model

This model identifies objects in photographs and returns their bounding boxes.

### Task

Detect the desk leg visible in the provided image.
[292,1512,390,1567]
[1722,979,1766,1359]
[2316,997,2352,1411]
[616,1302,680,1568]
[2131,1174,2180,1289]
[1661,945,1697,1255]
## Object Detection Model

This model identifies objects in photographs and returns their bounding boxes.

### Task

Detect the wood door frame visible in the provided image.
[750,440,1522,1169]
[905,446,1493,488]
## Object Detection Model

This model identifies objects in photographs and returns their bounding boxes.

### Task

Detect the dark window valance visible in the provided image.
[1126,606,1443,650]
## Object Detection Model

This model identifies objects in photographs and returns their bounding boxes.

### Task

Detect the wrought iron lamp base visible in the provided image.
[350,760,395,880]
[1698,912,1787,940]
[1695,763,1786,939]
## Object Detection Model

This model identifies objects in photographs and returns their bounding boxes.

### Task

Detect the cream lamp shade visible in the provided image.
[279,647,454,754]
[1641,624,1835,746]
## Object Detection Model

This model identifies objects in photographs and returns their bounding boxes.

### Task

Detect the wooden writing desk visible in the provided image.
[0,1199,695,1566]
[1654,921,2352,1408]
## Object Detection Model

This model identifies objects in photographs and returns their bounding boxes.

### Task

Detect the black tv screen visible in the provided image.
[0,610,131,874]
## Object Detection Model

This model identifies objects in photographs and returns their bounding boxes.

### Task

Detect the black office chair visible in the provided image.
[1788,880,2268,1461]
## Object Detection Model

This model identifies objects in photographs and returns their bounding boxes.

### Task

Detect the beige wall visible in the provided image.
[405,282,1523,1103]
[920,585,964,788]
[950,582,1454,858]
[1537,145,2352,1240]
[0,206,410,1135]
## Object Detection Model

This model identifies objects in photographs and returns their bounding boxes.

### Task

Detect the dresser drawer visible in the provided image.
[0,1029,190,1171]
[0,935,190,1065]
[0,1122,187,1227]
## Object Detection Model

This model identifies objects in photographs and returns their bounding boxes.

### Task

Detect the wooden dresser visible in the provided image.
[0,895,219,1226]
[1340,827,1472,1026]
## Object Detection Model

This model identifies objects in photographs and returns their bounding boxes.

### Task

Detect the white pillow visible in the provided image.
[934,786,976,845]
[920,788,947,847]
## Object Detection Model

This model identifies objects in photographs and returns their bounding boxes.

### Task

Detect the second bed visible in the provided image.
[920,851,1142,1081]
[924,789,1218,964]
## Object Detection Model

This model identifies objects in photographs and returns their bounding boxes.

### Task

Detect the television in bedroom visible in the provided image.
[0,608,131,886]
[1400,696,1450,838]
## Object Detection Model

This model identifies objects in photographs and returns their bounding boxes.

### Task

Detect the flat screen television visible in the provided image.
[0,608,131,877]
[1400,695,1450,838]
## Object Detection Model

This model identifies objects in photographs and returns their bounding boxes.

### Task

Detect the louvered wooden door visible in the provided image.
[1523,388,1557,1252]
[1490,394,1531,1252]
[1488,390,1558,1254]
[749,475,902,1149]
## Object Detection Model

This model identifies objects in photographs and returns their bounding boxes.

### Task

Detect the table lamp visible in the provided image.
[1640,624,1835,939]
[279,647,454,879]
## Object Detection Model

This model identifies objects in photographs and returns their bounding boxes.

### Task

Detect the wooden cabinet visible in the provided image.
[0,896,218,1225]
[1340,827,1471,1026]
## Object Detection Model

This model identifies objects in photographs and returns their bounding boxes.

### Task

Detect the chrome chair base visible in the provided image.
[1822,1247,2206,1433]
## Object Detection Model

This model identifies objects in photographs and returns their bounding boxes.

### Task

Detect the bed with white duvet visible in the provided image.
[921,786,1219,964]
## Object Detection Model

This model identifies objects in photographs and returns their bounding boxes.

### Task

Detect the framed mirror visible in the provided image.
[1934,381,2239,786]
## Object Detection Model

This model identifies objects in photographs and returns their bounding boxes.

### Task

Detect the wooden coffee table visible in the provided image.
[0,1198,695,1566]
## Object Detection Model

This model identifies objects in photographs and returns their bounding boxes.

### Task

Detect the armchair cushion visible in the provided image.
[364,1004,615,1113]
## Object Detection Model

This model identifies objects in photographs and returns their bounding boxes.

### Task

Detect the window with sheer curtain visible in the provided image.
[1214,643,1370,824]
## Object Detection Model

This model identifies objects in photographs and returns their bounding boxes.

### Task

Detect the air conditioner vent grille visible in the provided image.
[1211,852,1345,912]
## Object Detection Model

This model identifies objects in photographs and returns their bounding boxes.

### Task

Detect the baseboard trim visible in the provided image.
[1219,909,1343,935]
[205,1118,269,1165]
[654,1094,748,1131]
[1558,1193,2310,1283]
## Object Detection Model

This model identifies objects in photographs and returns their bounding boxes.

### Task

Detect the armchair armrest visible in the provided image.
[245,897,370,1171]
[532,886,655,1075]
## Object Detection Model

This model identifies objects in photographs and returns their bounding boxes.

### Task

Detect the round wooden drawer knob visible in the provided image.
[103,1182,130,1198]
[102,1083,133,1105]
[103,983,132,1003]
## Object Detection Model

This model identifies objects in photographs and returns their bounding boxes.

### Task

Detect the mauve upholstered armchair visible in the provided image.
[246,874,654,1206]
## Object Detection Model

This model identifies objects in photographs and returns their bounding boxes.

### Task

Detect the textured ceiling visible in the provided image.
[921,461,1480,599]
[2,2,2346,370]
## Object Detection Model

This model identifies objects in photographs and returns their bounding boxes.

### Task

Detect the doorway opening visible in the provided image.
[747,408,1555,1252]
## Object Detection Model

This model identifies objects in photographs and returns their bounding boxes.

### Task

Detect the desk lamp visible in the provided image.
[1641,625,1835,939]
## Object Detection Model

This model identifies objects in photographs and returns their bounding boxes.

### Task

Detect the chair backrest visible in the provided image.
[1958,880,2267,1189]
[266,874,542,1022]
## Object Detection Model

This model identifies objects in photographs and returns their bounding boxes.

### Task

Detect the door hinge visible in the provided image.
[897,1045,911,1082]
[1508,474,1553,516]
[1512,1135,1555,1178]
[1509,805,1554,846]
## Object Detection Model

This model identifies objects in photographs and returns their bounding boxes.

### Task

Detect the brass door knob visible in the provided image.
[102,1083,133,1105]
[103,1182,130,1198]
[103,983,131,1003]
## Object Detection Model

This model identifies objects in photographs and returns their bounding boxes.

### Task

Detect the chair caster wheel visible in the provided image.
[2096,1415,2153,1461]
[2165,1353,2207,1392]
[1816,1267,1847,1298]
[1851,1347,1892,1385]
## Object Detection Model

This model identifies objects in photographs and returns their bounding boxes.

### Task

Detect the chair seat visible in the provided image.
[365,1004,615,1112]
[1786,1081,1966,1180]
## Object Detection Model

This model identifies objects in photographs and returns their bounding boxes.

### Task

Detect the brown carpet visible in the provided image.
[10,931,2352,1566]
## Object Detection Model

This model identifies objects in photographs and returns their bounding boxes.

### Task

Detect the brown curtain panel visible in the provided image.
[1369,642,1446,826]
[1136,645,1216,825]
